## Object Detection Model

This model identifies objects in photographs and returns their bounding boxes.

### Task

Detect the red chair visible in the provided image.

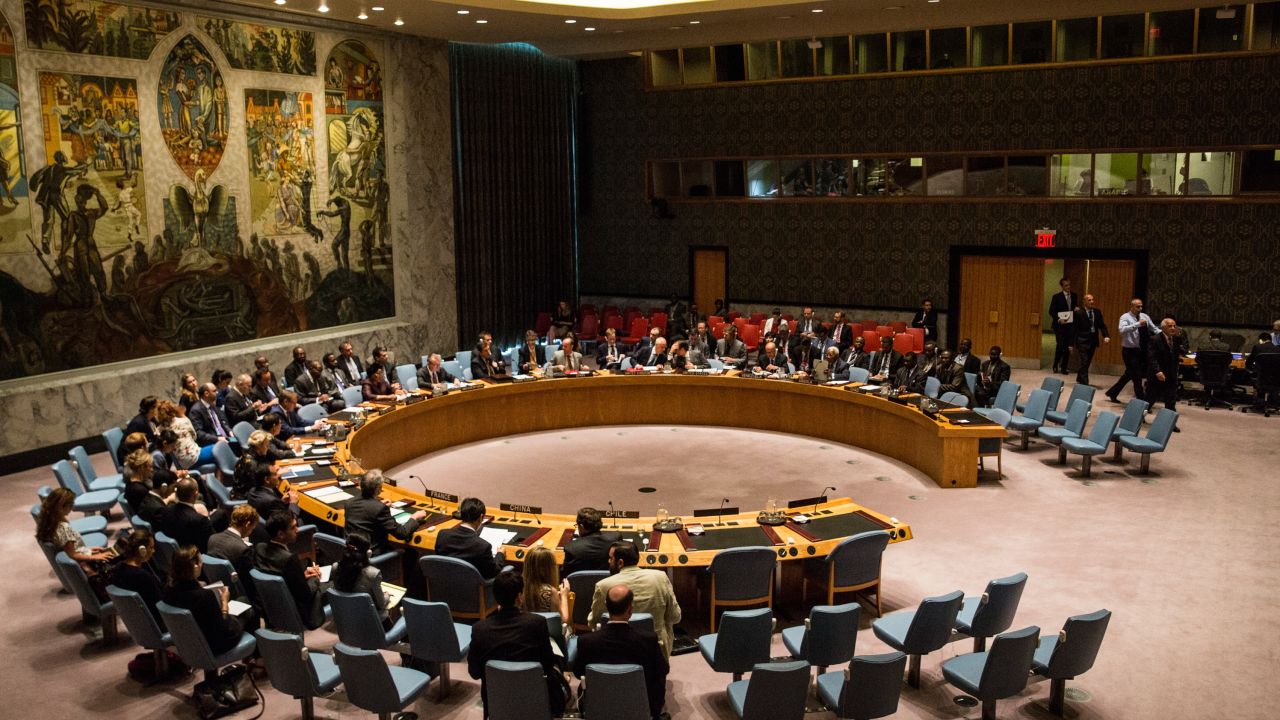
[893,333,913,354]
[603,305,619,316]
[534,312,552,335]
[624,309,642,328]
[862,330,880,349]
[580,304,597,314]
[861,319,879,330]
[906,327,925,352]
[782,314,795,323]
[650,312,668,335]
[733,317,748,331]
[708,315,724,326]
[579,314,599,346]
[740,324,761,351]
[712,323,726,340]
[749,312,766,324]
[849,323,863,338]
[649,307,664,317]
[602,314,624,339]
[889,321,908,333]
[726,311,743,322]
[622,317,649,344]
[876,325,894,338]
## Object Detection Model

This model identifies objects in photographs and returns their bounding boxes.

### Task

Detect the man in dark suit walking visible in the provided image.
[1147,317,1182,414]
[469,571,568,717]
[1073,294,1110,385]
[1048,277,1078,374]
[563,507,620,576]
[344,471,426,554]
[435,497,502,579]
[573,584,669,720]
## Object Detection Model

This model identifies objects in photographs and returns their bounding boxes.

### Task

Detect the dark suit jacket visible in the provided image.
[468,608,564,715]
[597,342,625,369]
[911,309,938,339]
[335,355,365,385]
[1048,290,1078,332]
[293,371,340,405]
[109,562,164,624]
[842,348,872,371]
[344,496,421,553]
[250,381,280,406]
[283,359,309,388]
[165,579,242,655]
[631,346,667,367]
[435,524,500,579]
[562,531,620,577]
[208,528,256,600]
[132,489,168,526]
[829,323,854,350]
[572,622,668,718]
[1148,333,1181,380]
[188,401,231,446]
[935,362,975,404]
[955,353,982,376]
[869,350,902,378]
[223,389,257,426]
[246,485,290,519]
[1246,341,1279,371]
[893,364,926,393]
[160,502,214,553]
[471,355,504,380]
[416,364,456,387]
[124,414,157,454]
[794,317,820,337]
[251,540,324,629]
[756,350,787,371]
[1072,307,1110,347]
[979,358,1012,396]
[518,345,545,372]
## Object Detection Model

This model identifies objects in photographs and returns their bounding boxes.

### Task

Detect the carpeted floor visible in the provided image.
[3,367,1276,719]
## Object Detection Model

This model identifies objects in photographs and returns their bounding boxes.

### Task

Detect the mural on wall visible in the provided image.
[320,39,392,327]
[23,0,178,59]
[200,16,316,76]
[157,35,228,180]
[0,11,31,253]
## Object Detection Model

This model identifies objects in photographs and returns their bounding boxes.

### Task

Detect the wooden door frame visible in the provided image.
[947,246,1149,348]
[688,245,730,308]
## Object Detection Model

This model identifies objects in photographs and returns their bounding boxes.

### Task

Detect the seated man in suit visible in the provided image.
[917,341,940,377]
[1246,332,1280,408]
[468,570,569,717]
[934,350,975,405]
[241,460,295,518]
[687,322,713,368]
[274,390,327,439]
[361,363,398,402]
[124,396,159,459]
[435,497,502,579]
[953,338,982,376]
[976,346,1012,407]
[282,346,309,389]
[756,340,787,374]
[715,324,748,369]
[478,332,509,374]
[252,510,329,629]
[370,346,404,389]
[335,341,365,386]
[223,374,258,426]
[892,352,926,393]
[550,334,586,374]
[590,542,682,658]
[160,477,214,553]
[790,337,820,374]
[574,584,669,720]
[207,504,266,600]
[632,337,668,368]
[597,328,626,371]
[828,311,853,352]
[1199,329,1232,352]
[249,367,282,413]
[634,326,662,354]
[189,382,234,448]
[253,355,284,396]
[471,341,507,381]
[322,353,353,392]
[293,360,346,413]
[417,353,457,389]
[344,470,427,554]
[841,335,872,375]
[824,346,845,379]
[517,330,545,373]
[794,306,820,340]
[563,507,619,576]
[868,335,901,383]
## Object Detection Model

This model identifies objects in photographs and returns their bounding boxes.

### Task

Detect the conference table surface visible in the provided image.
[290,372,1005,567]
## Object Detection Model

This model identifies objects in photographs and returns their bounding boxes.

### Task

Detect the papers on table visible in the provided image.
[860,384,882,392]
[228,600,253,617]
[642,365,659,372]
[392,511,414,525]
[479,526,518,554]
[281,464,315,479]
[303,485,354,504]
[382,583,406,610]
[513,374,535,381]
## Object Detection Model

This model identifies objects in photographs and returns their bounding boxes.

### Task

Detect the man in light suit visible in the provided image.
[189,382,232,446]
[1072,294,1110,385]
[597,327,625,371]
[551,335,586,374]
[715,325,747,369]
[590,541,682,658]
[293,360,346,412]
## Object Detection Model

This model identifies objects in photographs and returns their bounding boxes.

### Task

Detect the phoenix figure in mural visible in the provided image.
[168,169,231,271]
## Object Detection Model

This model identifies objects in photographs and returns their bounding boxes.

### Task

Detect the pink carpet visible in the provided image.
[3,367,1276,719]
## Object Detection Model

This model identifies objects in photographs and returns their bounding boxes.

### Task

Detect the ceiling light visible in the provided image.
[689,20,700,24]
[317,2,329,12]
[812,8,823,12]
[1217,6,1238,19]
[357,10,368,19]
[565,19,577,23]
[928,0,941,3]
[274,0,286,5]
[807,38,822,49]
[476,19,488,24]
[371,5,384,10]
[394,18,404,26]
[585,27,596,31]
[669,26,683,30]
[457,9,470,14]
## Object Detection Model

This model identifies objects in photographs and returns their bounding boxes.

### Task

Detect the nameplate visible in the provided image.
[694,506,738,518]
[425,489,459,503]
[788,495,828,509]
[603,509,641,519]
[501,502,543,515]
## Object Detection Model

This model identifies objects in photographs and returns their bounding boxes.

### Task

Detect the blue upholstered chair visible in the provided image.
[781,602,860,674]
[152,532,178,579]
[129,515,151,533]
[255,629,342,720]
[334,641,432,720]
[965,371,978,394]
[1008,389,1052,450]
[725,660,811,720]
[1119,409,1178,474]
[1063,411,1121,477]
[38,539,75,593]
[313,532,403,584]
[419,555,496,621]
[1037,399,1091,463]
[706,547,777,632]
[847,367,871,384]
[924,376,942,398]
[1046,384,1095,425]
[940,391,969,407]
[297,403,328,424]
[341,385,364,408]
[583,664,649,720]
[567,570,609,632]
[955,572,1028,652]
[975,381,1021,424]
[698,608,774,682]
[201,554,246,600]
[402,598,471,700]
[157,600,256,681]
[251,568,331,635]
[204,473,245,511]
[69,445,123,491]
[107,585,173,679]
[442,359,465,381]
[52,459,119,516]
[1032,609,1112,717]
[870,589,964,688]
[942,625,1041,719]
[485,660,552,720]
[58,554,119,643]
[1109,398,1149,460]
[231,421,255,451]
[1017,376,1064,413]
[816,652,907,720]
[455,350,473,370]
[804,530,889,616]
[395,363,418,391]
[212,440,239,478]
[328,589,406,651]
[30,501,108,535]
[102,427,125,474]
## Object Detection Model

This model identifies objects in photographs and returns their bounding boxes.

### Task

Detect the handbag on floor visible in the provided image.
[191,663,261,720]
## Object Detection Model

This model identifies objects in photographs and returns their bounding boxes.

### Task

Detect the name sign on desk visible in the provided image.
[694,506,738,517]
[501,502,543,515]
[603,509,641,519]
[788,495,829,509]
[425,489,459,504]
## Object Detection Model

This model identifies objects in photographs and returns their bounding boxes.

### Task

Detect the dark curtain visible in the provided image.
[450,42,579,349]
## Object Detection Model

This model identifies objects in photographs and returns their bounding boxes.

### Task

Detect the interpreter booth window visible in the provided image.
[1093,153,1140,195]
[855,33,889,73]
[1012,21,1052,64]
[815,158,853,196]
[970,24,1009,67]
[1056,17,1099,61]
[924,156,964,196]
[778,159,816,196]
[1184,151,1235,195]
[650,49,681,86]
[857,158,923,196]
[1005,156,1049,196]
[1101,14,1145,58]
[929,27,967,68]
[714,44,747,82]
[1143,152,1184,196]
[650,162,681,198]
[747,160,780,198]
[891,30,926,71]
[1148,10,1195,56]
[1255,2,1280,50]
[1197,6,1246,53]
[965,156,1005,196]
[816,36,853,76]
[682,46,713,85]
[1240,149,1280,192]
[780,39,814,78]
[746,41,779,80]
[680,161,715,197]
[1049,154,1094,196]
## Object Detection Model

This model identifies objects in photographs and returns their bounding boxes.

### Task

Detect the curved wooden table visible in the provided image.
[292,374,1002,569]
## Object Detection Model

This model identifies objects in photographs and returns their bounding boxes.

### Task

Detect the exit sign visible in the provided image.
[1035,228,1056,248]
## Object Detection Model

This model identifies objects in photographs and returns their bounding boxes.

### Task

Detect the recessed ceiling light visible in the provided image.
[274,0,286,5]
[357,10,368,20]
[565,19,577,23]
[457,9,470,14]
[476,19,488,24]
[394,18,404,25]
[371,5,384,11]
[812,7,823,12]
[689,20,701,24]
[585,27,596,31]
[669,25,683,30]
[317,2,329,12]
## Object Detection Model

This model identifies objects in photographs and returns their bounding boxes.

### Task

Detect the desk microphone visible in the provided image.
[814,486,836,514]
[408,474,429,497]
[608,500,617,529]
[718,497,730,524]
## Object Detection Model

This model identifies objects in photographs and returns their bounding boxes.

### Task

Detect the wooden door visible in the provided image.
[691,248,727,315]
[1079,259,1136,368]
[958,256,1045,362]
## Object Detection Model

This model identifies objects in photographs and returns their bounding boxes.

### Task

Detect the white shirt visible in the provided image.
[1117,311,1154,349]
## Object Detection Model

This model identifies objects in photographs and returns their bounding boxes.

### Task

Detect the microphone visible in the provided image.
[718,497,730,525]
[408,474,429,497]
[608,500,617,529]
[815,486,836,514]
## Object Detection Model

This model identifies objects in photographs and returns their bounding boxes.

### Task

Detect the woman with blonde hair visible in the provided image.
[154,399,203,469]
[520,545,570,623]
[177,373,199,415]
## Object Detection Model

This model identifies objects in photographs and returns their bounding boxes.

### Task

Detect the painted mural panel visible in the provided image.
[23,0,177,59]
[201,16,316,76]
[157,35,228,180]
[0,12,30,250]
[320,39,391,328]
